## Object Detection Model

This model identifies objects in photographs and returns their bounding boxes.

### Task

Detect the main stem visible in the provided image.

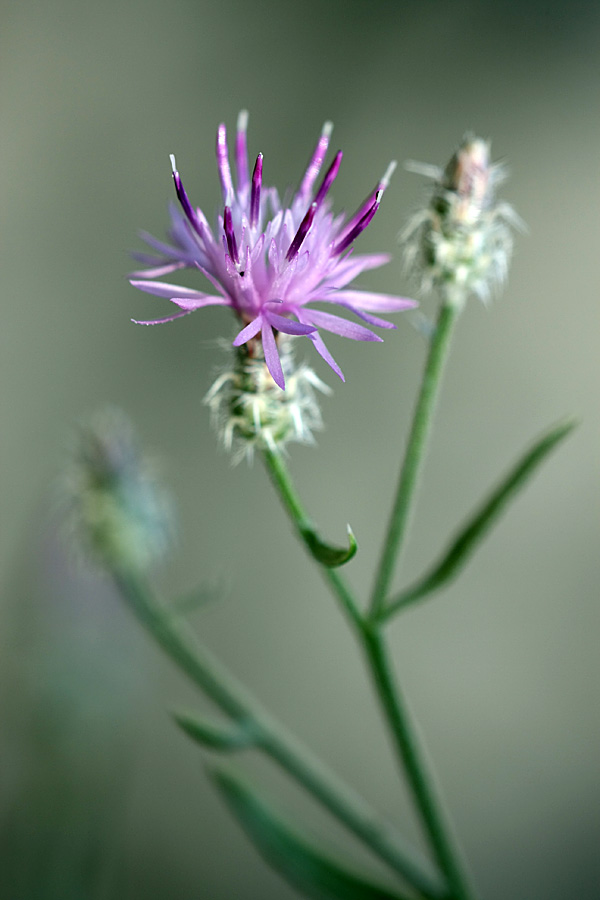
[369,301,459,619]
[360,624,475,900]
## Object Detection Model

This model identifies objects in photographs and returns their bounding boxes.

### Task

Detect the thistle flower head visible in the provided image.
[131,112,416,390]
[400,135,522,307]
[61,408,173,572]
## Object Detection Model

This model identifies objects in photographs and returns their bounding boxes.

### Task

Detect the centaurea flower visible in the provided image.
[131,112,416,390]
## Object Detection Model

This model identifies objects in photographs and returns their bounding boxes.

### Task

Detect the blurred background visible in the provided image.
[1,0,599,897]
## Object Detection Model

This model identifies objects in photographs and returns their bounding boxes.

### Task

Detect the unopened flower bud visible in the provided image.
[61,407,173,571]
[401,135,521,307]
[204,337,330,463]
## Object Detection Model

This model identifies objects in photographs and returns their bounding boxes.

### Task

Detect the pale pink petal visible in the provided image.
[261,321,285,389]
[232,316,263,346]
[325,253,391,288]
[130,262,186,278]
[137,231,182,257]
[330,290,418,312]
[306,331,345,381]
[302,309,382,342]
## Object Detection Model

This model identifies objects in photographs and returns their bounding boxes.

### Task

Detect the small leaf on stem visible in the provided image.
[301,523,358,568]
[383,419,577,618]
[173,711,256,752]
[210,766,412,900]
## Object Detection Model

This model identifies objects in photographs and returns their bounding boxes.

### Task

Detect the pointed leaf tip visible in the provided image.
[301,523,357,567]
[173,711,256,752]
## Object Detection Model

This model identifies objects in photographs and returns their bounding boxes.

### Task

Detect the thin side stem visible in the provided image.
[113,568,443,899]
[360,623,476,900]
[369,301,459,619]
[262,448,362,629]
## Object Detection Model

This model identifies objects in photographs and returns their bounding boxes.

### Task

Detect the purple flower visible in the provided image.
[131,112,416,389]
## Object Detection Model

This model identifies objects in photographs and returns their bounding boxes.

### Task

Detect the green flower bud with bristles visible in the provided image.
[204,338,330,464]
[401,135,523,308]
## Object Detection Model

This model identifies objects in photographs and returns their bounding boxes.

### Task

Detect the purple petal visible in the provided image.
[339,162,396,239]
[335,304,397,329]
[130,262,186,278]
[130,279,223,301]
[223,206,239,264]
[132,310,194,325]
[193,262,228,295]
[261,320,285,389]
[331,290,418,312]
[298,121,333,199]
[170,157,206,240]
[327,253,391,288]
[303,309,383,342]
[264,310,317,336]
[232,316,263,346]
[216,123,234,203]
[137,231,182,258]
[169,296,229,311]
[342,189,378,237]
[235,110,249,193]
[307,331,345,381]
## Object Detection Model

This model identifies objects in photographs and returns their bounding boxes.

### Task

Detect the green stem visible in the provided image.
[360,624,476,900]
[369,301,459,619]
[262,447,477,899]
[262,448,362,629]
[113,568,444,899]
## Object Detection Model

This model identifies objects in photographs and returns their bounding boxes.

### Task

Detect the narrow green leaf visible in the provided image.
[301,523,358,568]
[211,767,411,900]
[173,711,256,752]
[383,419,577,618]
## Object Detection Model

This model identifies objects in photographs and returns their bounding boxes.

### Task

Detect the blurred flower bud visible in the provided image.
[401,135,522,307]
[61,407,173,571]
[204,338,330,464]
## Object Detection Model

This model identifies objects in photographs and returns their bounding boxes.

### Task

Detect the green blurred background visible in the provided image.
[2,0,599,897]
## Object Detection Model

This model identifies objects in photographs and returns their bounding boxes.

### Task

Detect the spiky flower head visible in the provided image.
[400,135,521,307]
[131,112,416,392]
[61,408,173,572]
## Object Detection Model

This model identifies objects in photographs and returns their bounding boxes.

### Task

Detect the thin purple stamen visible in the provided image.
[333,190,382,256]
[235,110,249,193]
[250,153,263,228]
[223,206,239,264]
[313,150,342,208]
[286,202,317,261]
[216,124,234,203]
[298,121,333,199]
[342,161,397,237]
[170,155,204,239]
